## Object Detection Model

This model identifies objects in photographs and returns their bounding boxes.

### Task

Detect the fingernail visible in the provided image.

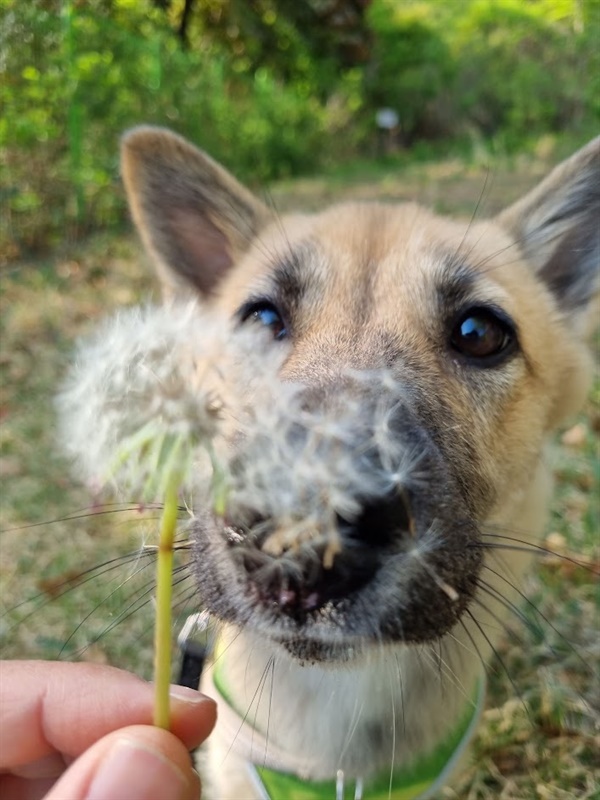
[86,738,190,800]
[169,684,216,707]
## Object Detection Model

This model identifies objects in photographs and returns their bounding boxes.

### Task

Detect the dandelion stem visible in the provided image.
[153,471,180,730]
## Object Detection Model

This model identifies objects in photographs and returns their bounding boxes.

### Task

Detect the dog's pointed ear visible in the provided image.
[121,127,271,296]
[497,137,600,335]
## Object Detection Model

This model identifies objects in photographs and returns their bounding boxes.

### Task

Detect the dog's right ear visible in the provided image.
[121,127,271,297]
[497,137,600,337]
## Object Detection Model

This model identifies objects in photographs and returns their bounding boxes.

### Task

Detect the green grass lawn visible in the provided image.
[1,146,598,798]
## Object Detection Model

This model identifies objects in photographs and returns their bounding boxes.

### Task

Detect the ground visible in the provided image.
[1,144,598,799]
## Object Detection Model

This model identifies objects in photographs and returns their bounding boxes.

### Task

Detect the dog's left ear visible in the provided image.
[121,126,272,297]
[497,137,599,335]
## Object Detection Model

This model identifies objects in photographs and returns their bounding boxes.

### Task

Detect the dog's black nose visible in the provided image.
[238,491,412,617]
[348,489,413,547]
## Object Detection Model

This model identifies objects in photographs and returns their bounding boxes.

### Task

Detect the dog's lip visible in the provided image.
[220,516,382,620]
[193,506,483,647]
[265,625,373,663]
[217,515,339,616]
[255,617,364,648]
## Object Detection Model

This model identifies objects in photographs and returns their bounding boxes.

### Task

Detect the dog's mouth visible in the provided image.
[222,493,410,617]
[191,485,482,661]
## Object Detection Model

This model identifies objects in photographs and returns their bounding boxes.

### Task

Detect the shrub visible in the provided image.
[0,3,341,257]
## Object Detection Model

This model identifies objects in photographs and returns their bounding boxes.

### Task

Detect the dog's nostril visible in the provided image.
[347,489,413,548]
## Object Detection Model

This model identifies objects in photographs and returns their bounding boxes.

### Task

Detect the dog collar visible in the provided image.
[210,651,486,800]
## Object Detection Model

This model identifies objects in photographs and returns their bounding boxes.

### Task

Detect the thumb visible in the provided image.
[44,725,201,800]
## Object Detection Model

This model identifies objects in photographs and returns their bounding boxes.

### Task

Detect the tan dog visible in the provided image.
[121,130,599,800]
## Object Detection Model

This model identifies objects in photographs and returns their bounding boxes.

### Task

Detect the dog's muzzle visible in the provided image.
[191,393,482,659]
[228,489,412,618]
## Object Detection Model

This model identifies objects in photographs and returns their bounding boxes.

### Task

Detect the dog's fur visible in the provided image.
[121,129,599,798]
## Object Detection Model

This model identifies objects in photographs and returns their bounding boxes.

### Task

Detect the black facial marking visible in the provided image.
[436,258,479,311]
[269,242,317,319]
[190,389,485,664]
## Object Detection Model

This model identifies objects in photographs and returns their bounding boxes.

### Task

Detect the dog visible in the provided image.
[119,128,599,799]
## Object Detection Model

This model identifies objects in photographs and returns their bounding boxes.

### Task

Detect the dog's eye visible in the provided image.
[239,300,287,340]
[450,307,516,364]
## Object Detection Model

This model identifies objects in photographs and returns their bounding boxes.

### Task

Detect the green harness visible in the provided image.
[212,657,486,800]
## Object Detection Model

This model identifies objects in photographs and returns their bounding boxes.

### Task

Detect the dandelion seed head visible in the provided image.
[225,368,419,562]
[58,302,275,499]
[59,300,424,562]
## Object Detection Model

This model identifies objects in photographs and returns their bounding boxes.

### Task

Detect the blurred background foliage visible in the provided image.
[1,0,598,260]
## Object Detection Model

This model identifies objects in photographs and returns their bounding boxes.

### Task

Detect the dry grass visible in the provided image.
[1,149,598,798]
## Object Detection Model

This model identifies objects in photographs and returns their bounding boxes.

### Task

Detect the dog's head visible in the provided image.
[121,130,598,662]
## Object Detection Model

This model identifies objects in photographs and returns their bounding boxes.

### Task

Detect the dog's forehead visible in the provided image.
[235,201,521,323]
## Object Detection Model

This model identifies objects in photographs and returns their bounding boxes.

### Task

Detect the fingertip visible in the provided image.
[44,726,201,800]
[85,729,195,800]
[169,687,217,751]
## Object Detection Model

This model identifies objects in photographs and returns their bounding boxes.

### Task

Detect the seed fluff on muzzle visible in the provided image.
[57,301,482,665]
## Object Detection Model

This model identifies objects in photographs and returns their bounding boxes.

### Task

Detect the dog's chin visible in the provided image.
[274,634,369,664]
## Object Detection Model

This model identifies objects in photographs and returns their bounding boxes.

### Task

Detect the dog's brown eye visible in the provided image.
[239,300,287,340]
[450,307,515,363]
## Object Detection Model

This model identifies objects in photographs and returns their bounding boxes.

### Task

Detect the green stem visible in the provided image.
[153,472,180,730]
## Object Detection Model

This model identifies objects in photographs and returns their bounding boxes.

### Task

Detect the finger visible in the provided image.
[1,726,201,800]
[0,775,56,800]
[9,752,66,779]
[0,661,216,769]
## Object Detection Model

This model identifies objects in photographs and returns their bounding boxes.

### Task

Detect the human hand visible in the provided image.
[0,660,217,800]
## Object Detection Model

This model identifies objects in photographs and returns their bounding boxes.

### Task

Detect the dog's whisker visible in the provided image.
[471,540,598,574]
[421,643,472,706]
[251,654,275,762]
[2,548,155,623]
[57,556,159,658]
[449,165,494,271]
[221,654,275,767]
[472,579,596,715]
[481,563,593,673]
[65,579,159,661]
[409,549,459,601]
[386,658,397,800]
[392,653,407,738]
[458,618,493,680]
[472,591,528,649]
[263,655,276,771]
[0,502,172,535]
[337,686,365,766]
[443,629,480,665]
[465,608,533,725]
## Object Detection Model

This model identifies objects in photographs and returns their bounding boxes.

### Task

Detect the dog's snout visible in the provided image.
[238,490,413,618]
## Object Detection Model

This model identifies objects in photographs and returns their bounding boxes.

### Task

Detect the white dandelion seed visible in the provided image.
[57,302,289,503]
[58,302,220,496]
[225,368,419,567]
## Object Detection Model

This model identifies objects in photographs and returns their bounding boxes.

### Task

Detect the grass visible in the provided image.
[1,145,598,798]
